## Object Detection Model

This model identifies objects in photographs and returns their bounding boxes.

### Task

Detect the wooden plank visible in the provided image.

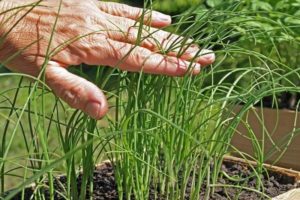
[272,189,300,200]
[230,106,300,170]
[223,155,300,182]
[224,156,300,200]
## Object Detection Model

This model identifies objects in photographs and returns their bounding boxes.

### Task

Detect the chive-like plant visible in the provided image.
[0,0,299,200]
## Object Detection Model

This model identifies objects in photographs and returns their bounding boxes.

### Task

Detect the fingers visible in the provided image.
[94,16,215,66]
[45,61,108,119]
[81,37,201,76]
[97,1,171,28]
[101,16,190,51]
[195,49,216,66]
[110,28,215,66]
[176,48,216,67]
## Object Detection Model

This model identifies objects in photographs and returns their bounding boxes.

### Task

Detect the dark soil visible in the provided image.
[254,92,300,111]
[4,160,299,200]
[205,161,298,200]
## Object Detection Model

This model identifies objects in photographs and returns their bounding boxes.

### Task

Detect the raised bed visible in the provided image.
[223,156,300,200]
[231,105,300,170]
[4,156,300,199]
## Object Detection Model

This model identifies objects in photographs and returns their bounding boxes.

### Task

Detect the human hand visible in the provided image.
[0,0,215,119]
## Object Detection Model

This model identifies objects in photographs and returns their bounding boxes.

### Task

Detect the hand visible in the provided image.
[0,0,215,119]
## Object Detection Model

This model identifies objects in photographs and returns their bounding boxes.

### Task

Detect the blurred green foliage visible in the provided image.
[152,0,203,13]
[201,0,300,92]
[108,0,300,88]
[114,0,204,13]
[217,0,300,86]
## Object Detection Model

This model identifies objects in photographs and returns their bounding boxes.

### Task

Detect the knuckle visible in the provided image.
[126,27,138,42]
[119,5,134,17]
[130,48,151,67]
[70,13,89,24]
[109,42,129,61]
[78,33,106,51]
[81,34,97,46]
[86,14,100,25]
[58,23,82,37]
[60,83,84,109]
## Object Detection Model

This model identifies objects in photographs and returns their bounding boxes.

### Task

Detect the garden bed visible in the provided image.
[6,157,300,200]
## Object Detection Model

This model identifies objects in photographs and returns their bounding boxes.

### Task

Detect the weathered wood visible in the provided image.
[272,188,300,200]
[223,156,300,200]
[231,106,300,170]
[223,155,300,182]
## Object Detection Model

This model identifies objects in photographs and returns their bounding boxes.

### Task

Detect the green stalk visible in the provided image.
[0,77,23,193]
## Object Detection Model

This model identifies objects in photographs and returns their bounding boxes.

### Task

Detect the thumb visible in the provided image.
[45,61,108,120]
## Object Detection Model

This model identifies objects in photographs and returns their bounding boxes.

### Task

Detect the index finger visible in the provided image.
[97,1,172,28]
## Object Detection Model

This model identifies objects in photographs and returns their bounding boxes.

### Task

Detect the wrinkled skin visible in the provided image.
[0,0,215,119]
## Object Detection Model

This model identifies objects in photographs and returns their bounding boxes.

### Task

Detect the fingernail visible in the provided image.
[186,47,198,54]
[200,49,215,62]
[179,60,187,71]
[157,13,171,22]
[190,44,199,49]
[194,64,201,72]
[204,53,215,62]
[86,101,101,119]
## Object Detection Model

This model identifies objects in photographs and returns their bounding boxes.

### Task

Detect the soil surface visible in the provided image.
[5,160,299,200]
